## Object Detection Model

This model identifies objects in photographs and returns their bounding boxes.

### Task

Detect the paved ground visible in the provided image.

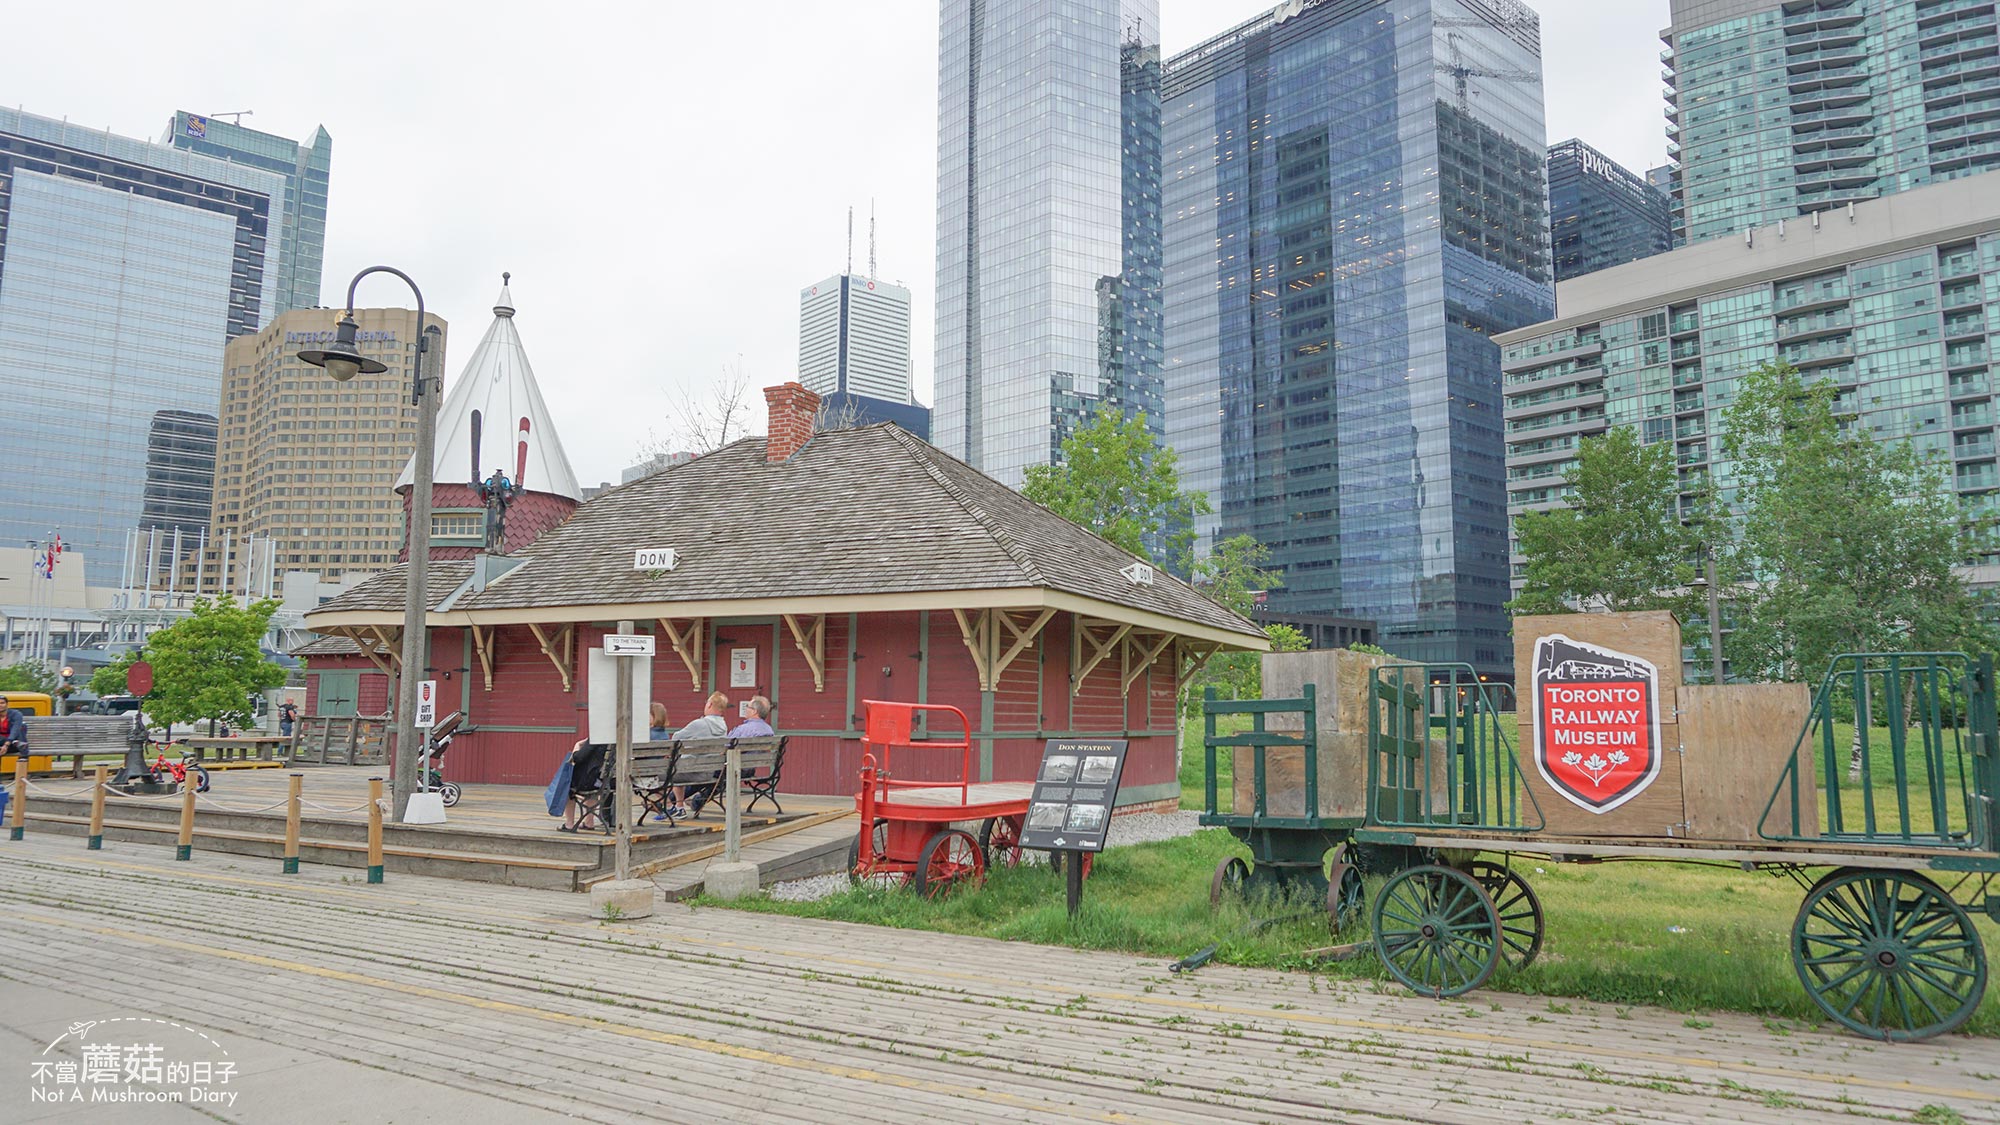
[1,835,1995,1124]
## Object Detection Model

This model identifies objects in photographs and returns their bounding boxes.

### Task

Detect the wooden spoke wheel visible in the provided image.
[847,818,890,886]
[1466,860,1544,970]
[1210,856,1250,909]
[1372,864,1501,999]
[1792,867,1988,1042]
[1326,861,1365,932]
[914,828,986,897]
[979,815,1025,867]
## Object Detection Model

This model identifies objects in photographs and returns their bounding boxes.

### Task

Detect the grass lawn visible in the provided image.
[706,823,2000,1037]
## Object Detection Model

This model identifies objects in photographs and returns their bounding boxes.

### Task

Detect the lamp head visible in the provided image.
[298,312,389,382]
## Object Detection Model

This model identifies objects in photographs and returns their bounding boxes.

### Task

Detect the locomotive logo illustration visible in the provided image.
[1530,634,1663,814]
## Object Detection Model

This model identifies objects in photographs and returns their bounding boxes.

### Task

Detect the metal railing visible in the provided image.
[1365,664,1542,832]
[1760,652,1998,851]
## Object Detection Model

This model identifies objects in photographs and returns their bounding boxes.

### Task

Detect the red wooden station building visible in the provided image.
[296,291,1265,809]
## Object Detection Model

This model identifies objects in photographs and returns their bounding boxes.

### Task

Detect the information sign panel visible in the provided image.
[1018,738,1130,853]
[415,680,438,729]
[604,634,655,657]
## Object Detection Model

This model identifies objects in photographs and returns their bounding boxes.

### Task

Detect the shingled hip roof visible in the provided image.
[309,425,1264,646]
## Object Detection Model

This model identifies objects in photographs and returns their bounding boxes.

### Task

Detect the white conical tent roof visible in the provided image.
[397,276,584,501]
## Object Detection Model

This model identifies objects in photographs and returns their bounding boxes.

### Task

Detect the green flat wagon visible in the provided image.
[1202,653,2000,1042]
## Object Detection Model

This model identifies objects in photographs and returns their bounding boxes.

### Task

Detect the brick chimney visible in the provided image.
[763,381,821,462]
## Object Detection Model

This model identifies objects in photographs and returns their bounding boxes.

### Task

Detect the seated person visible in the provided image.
[560,740,612,832]
[659,691,729,821]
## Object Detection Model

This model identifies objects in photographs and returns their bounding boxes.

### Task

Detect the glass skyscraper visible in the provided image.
[935,0,1163,487]
[1163,0,1553,676]
[1501,176,2000,588]
[0,107,283,584]
[1663,0,2000,247]
[1548,138,1672,283]
[164,111,332,313]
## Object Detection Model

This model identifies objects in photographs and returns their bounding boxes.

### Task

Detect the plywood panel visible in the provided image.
[1260,649,1394,734]
[1513,612,1686,838]
[1679,682,1817,842]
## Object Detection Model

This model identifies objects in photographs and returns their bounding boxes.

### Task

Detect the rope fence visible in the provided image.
[6,766,390,882]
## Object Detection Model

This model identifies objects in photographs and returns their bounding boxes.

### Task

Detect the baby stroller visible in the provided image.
[424,711,466,808]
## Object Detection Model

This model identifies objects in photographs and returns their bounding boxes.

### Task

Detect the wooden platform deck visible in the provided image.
[15,765,852,890]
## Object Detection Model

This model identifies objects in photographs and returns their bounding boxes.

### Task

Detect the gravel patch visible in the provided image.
[762,808,1205,903]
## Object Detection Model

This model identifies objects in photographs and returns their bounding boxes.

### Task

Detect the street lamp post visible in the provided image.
[300,267,439,823]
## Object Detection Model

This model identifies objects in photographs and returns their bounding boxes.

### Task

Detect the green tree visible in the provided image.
[1720,361,1989,684]
[1508,425,1701,617]
[0,661,56,695]
[1022,406,1210,563]
[1183,535,1304,708]
[89,650,141,699]
[141,598,289,732]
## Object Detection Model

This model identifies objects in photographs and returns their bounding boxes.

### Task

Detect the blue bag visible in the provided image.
[543,755,575,817]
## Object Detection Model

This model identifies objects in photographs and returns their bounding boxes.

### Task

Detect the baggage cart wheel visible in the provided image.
[1326,861,1364,931]
[914,828,986,898]
[1372,864,1501,999]
[1792,867,1987,1042]
[1210,856,1249,909]
[1467,860,1544,970]
[979,815,1024,867]
[439,782,461,808]
[848,819,890,886]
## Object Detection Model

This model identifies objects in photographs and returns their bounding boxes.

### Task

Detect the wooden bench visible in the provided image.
[571,736,785,832]
[181,735,291,763]
[3,715,148,778]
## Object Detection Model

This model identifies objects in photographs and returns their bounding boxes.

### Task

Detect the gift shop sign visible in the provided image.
[1530,634,1663,814]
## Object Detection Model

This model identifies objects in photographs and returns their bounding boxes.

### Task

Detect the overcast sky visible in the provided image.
[15,1,1668,487]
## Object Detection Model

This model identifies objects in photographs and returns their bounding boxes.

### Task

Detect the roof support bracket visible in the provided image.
[527,622,575,693]
[990,608,1055,686]
[950,608,992,690]
[369,625,402,670]
[781,613,827,692]
[1070,616,1131,695]
[469,624,496,691]
[1177,640,1222,693]
[656,617,705,690]
[1122,631,1176,696]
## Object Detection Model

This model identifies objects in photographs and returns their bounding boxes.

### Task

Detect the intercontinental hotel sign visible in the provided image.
[285,329,398,345]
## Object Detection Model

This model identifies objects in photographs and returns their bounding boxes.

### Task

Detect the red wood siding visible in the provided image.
[300,609,1187,804]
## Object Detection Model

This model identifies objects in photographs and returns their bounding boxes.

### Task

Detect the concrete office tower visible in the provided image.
[1549,139,1672,283]
[935,0,1163,486]
[1162,0,1553,677]
[0,106,284,584]
[1662,0,2000,247]
[395,278,582,561]
[165,112,332,313]
[212,308,446,579]
[799,272,931,437]
[1499,177,2000,587]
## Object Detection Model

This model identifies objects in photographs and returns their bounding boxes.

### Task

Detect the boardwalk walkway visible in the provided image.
[1,836,1994,1123]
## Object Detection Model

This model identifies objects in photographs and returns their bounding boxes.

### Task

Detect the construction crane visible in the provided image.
[1432,18,1539,114]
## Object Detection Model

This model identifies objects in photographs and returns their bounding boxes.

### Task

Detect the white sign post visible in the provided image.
[403,679,446,824]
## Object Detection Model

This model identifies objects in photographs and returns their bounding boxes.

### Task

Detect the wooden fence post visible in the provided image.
[88,766,108,850]
[366,777,384,883]
[176,776,196,860]
[9,753,27,841]
[284,773,303,874]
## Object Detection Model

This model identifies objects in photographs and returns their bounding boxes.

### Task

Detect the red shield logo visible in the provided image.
[1530,634,1662,814]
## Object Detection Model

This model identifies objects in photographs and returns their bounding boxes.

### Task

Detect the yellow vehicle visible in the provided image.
[0,691,56,774]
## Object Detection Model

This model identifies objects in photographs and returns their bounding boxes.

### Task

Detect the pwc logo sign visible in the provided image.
[1530,634,1663,814]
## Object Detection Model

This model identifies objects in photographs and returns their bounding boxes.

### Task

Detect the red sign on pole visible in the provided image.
[126,661,154,697]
